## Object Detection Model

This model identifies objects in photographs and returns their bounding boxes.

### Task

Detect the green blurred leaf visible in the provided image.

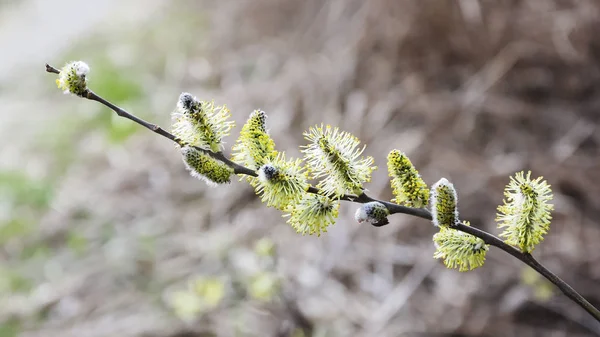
[87,60,144,143]
[0,319,21,337]
[0,268,33,294]
[20,243,51,260]
[192,277,225,308]
[169,290,203,321]
[0,218,34,244]
[254,237,275,257]
[67,231,88,256]
[521,267,539,286]
[106,112,139,144]
[91,60,143,104]
[248,272,279,301]
[138,235,156,256]
[0,171,53,209]
[521,266,555,302]
[34,112,90,176]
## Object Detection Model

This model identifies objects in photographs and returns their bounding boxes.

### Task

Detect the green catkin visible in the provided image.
[387,150,429,208]
[181,146,233,186]
[430,178,458,227]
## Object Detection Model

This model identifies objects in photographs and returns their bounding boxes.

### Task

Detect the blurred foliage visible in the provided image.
[89,59,144,104]
[169,290,204,321]
[0,319,21,337]
[0,171,52,210]
[254,237,276,257]
[0,218,34,245]
[0,171,50,257]
[521,266,555,302]
[89,58,144,143]
[168,276,225,321]
[0,266,33,294]
[19,243,51,260]
[191,277,226,307]
[67,230,88,256]
[248,272,280,301]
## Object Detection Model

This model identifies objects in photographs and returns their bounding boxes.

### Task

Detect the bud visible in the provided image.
[430,178,458,227]
[55,61,90,96]
[354,201,390,227]
[302,124,376,198]
[433,221,489,271]
[171,93,234,152]
[387,150,429,207]
[181,146,233,186]
[496,171,553,253]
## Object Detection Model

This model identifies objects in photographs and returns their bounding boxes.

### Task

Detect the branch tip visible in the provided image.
[46,63,60,74]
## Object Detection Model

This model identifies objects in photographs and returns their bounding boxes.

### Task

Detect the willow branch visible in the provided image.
[45,63,600,323]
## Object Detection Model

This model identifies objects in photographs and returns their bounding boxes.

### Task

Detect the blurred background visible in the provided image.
[1,0,600,336]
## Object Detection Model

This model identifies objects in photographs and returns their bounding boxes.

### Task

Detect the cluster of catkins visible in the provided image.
[55,61,555,272]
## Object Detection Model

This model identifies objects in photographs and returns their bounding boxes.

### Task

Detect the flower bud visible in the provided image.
[232,110,277,171]
[55,61,90,96]
[430,178,458,227]
[354,201,390,227]
[181,146,233,186]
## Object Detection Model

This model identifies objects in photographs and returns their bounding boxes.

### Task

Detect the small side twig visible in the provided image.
[45,63,600,324]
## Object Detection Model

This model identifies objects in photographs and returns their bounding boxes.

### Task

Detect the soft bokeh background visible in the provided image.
[2,0,600,336]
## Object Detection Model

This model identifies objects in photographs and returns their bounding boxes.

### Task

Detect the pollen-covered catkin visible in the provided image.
[171,93,234,152]
[433,221,489,271]
[496,171,553,253]
[302,125,376,198]
[285,193,340,236]
[254,153,308,210]
[181,146,233,186]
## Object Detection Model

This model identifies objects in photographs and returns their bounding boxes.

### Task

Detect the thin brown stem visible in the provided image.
[456,223,600,322]
[46,63,600,324]
[87,90,178,142]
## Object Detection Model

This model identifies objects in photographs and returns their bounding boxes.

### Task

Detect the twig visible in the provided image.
[45,63,600,324]
[46,64,256,176]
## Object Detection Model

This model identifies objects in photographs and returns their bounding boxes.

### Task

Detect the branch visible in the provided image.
[457,223,600,323]
[46,64,256,177]
[45,63,600,324]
